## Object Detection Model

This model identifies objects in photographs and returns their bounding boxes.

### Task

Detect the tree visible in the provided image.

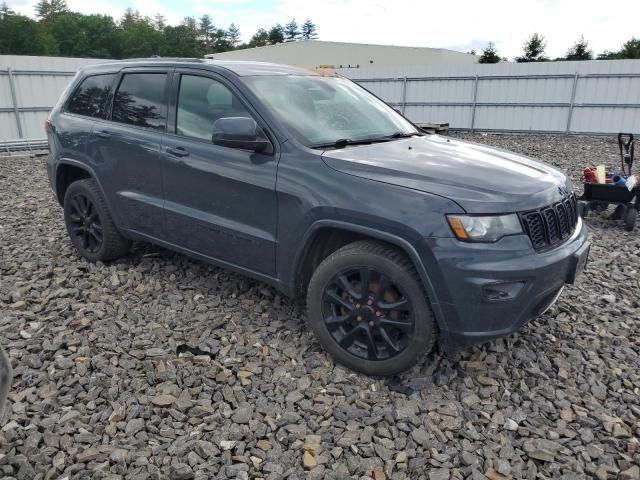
[478,42,501,63]
[199,14,214,47]
[565,35,592,61]
[268,24,284,44]
[516,33,548,62]
[182,16,197,33]
[225,23,241,47]
[161,25,203,57]
[301,19,317,40]
[154,14,166,31]
[598,37,640,60]
[284,18,299,42]
[0,2,15,18]
[249,28,269,47]
[0,14,51,54]
[35,0,68,21]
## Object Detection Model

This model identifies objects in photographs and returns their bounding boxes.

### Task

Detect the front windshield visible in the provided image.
[243,75,418,147]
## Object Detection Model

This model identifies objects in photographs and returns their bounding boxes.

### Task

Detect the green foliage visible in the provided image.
[0,14,50,54]
[301,19,317,40]
[598,38,640,59]
[35,0,68,21]
[225,23,241,47]
[0,2,15,18]
[516,33,548,62]
[0,7,317,58]
[564,36,593,61]
[284,19,299,42]
[478,42,501,64]
[249,28,269,47]
[268,24,285,44]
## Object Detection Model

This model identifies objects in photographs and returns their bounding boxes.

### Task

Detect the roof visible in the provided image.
[79,58,317,77]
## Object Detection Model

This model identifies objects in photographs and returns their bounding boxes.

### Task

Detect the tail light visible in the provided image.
[45,119,52,133]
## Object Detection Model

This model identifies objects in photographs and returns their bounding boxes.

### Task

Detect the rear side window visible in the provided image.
[66,74,116,119]
[112,73,167,131]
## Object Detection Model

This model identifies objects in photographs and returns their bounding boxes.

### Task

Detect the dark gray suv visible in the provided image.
[46,59,590,375]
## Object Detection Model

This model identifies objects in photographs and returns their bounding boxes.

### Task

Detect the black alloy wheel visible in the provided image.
[306,240,436,376]
[67,193,103,254]
[322,267,414,361]
[63,178,131,262]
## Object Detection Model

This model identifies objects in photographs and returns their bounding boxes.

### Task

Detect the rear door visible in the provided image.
[160,69,278,275]
[86,68,171,238]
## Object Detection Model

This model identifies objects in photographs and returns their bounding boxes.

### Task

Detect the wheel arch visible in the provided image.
[290,220,446,329]
[55,160,124,230]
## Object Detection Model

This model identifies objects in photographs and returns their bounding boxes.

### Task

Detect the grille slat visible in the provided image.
[520,194,578,251]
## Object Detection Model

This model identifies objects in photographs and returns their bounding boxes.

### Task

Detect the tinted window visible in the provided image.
[112,73,167,130]
[67,74,115,119]
[176,75,252,141]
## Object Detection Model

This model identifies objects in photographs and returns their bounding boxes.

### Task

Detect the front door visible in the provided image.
[160,70,278,276]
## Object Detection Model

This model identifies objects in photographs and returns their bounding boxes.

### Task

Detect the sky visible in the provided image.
[10,0,640,59]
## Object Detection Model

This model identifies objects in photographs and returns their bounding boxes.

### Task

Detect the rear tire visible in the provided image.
[306,240,436,376]
[63,179,131,262]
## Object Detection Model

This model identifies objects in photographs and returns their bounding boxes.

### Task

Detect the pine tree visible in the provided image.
[300,19,317,40]
[249,28,269,47]
[565,35,592,61]
[478,42,501,64]
[225,23,241,47]
[268,24,284,44]
[154,14,166,31]
[0,2,15,18]
[516,33,548,62]
[35,0,68,20]
[284,19,299,42]
[199,14,214,47]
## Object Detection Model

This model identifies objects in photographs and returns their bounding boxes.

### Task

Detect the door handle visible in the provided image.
[95,130,111,139]
[166,146,190,158]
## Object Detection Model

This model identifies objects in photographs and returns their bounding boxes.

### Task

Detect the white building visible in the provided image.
[207,40,478,68]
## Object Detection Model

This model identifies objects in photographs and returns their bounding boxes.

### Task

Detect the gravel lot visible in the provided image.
[0,133,639,480]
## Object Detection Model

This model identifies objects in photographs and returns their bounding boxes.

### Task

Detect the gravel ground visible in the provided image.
[0,133,639,480]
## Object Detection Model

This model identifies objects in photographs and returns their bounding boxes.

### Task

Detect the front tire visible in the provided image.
[306,241,436,376]
[63,179,131,262]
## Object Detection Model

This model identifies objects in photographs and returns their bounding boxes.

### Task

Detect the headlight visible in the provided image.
[447,214,523,242]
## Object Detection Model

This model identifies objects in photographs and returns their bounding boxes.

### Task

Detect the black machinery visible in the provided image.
[580,133,638,231]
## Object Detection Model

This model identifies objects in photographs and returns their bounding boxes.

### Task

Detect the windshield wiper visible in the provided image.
[310,137,392,150]
[310,132,425,150]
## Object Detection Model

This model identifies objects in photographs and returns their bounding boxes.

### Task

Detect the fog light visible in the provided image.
[482,281,525,301]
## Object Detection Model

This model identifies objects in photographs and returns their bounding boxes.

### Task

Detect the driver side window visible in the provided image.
[176,74,253,141]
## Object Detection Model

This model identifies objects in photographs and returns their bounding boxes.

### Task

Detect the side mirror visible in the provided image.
[212,117,270,152]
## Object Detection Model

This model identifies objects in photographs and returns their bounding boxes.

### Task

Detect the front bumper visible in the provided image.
[420,218,589,349]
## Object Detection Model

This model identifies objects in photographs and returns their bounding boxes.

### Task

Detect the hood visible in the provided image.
[321,135,570,213]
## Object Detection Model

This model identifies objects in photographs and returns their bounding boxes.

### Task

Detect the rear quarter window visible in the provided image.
[66,74,116,119]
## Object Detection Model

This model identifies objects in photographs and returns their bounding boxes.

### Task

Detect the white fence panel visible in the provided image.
[1,55,640,144]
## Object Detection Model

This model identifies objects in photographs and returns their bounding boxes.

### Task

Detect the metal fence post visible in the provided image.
[470,75,479,132]
[401,76,408,114]
[7,68,24,139]
[565,72,579,135]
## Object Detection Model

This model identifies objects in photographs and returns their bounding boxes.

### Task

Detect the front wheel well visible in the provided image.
[55,164,91,205]
[294,227,418,296]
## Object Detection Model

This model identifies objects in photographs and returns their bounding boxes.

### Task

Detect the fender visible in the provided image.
[290,219,446,330]
[55,159,125,230]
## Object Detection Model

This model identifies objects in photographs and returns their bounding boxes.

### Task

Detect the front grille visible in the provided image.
[520,194,578,250]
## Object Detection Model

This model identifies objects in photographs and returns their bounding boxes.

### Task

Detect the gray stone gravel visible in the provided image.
[0,133,639,480]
